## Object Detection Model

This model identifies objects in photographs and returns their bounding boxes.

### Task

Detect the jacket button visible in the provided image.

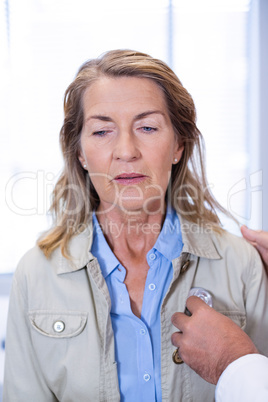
[53,321,65,333]
[172,348,184,364]
[180,260,190,274]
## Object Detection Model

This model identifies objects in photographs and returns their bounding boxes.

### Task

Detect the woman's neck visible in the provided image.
[95,204,166,258]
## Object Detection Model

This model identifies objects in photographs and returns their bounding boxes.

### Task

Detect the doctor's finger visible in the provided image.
[171,311,190,330]
[171,331,183,347]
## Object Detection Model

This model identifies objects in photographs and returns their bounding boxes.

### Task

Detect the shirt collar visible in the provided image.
[152,206,183,262]
[92,207,183,278]
[91,212,120,278]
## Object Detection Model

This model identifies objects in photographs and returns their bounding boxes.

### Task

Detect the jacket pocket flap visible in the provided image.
[28,311,88,338]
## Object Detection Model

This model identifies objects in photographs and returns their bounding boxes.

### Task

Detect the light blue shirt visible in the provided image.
[91,208,183,402]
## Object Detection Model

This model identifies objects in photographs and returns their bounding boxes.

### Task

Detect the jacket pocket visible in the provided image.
[219,310,246,330]
[28,310,88,338]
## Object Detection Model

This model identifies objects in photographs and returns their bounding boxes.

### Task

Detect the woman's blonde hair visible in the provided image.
[38,49,228,258]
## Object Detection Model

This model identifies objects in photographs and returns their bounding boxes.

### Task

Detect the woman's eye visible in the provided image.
[92,130,108,136]
[141,126,157,133]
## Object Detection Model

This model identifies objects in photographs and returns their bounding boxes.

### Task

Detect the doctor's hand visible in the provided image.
[241,226,268,272]
[171,296,258,385]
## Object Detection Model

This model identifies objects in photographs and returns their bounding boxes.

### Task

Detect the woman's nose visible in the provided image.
[113,131,140,161]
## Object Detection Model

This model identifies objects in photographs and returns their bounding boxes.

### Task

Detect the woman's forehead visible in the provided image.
[83,76,168,114]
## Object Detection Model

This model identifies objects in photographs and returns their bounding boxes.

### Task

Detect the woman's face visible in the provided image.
[79,76,184,215]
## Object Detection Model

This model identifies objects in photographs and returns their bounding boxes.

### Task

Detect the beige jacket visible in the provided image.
[3,217,268,402]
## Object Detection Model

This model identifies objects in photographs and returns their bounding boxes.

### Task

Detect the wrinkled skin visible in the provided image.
[171,296,258,384]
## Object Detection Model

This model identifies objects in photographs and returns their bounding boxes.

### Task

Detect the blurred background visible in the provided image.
[0,0,267,398]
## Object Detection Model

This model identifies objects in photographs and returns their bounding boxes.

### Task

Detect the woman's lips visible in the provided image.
[113,173,148,185]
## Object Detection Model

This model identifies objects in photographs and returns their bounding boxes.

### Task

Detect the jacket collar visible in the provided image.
[49,214,221,275]
[50,224,95,274]
[179,215,222,260]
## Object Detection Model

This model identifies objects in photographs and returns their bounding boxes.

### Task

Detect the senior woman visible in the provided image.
[3,50,268,402]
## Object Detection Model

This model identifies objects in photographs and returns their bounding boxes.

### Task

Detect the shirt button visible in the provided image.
[53,321,65,333]
[140,328,146,335]
[148,283,156,291]
[143,373,151,382]
[149,253,156,261]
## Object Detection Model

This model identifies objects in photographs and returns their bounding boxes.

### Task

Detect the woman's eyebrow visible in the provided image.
[85,115,113,123]
[85,110,166,124]
[134,110,166,120]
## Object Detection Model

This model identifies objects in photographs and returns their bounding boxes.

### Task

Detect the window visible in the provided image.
[1,0,257,275]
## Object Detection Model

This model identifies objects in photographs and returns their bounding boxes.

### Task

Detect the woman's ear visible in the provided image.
[78,153,87,170]
[173,143,184,164]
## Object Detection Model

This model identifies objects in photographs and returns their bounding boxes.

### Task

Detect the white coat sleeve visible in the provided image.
[215,354,268,402]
